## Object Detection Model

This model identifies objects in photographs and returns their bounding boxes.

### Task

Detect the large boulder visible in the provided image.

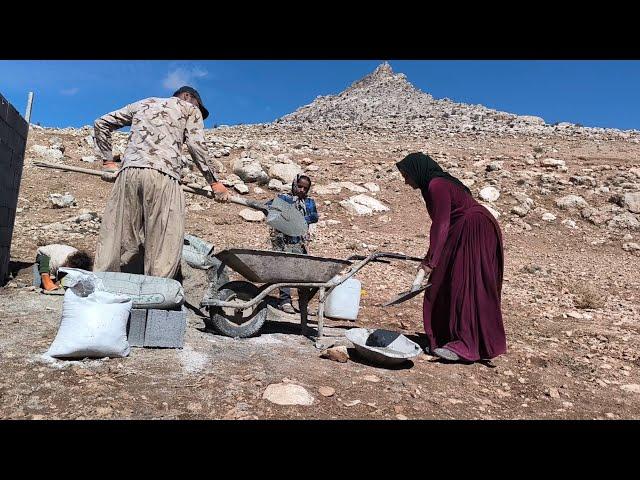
[623,192,640,213]
[556,195,588,210]
[340,194,389,215]
[31,145,64,163]
[268,163,303,184]
[608,212,640,231]
[232,158,269,184]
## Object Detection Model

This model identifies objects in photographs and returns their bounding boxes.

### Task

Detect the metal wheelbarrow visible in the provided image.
[200,249,422,344]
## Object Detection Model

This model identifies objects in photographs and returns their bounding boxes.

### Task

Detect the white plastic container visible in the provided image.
[324,278,361,321]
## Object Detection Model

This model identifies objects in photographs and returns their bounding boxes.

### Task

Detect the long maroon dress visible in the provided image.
[421,177,506,361]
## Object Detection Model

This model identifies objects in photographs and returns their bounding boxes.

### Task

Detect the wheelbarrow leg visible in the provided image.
[298,288,310,336]
[317,287,326,339]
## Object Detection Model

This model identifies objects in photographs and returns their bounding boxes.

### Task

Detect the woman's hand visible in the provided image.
[418,261,432,277]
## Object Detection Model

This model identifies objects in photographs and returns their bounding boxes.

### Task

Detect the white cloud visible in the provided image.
[162,67,208,90]
[60,87,79,96]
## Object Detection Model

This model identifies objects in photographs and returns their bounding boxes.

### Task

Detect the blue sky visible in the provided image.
[0,60,638,131]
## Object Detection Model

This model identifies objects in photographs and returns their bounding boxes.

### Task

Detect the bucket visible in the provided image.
[324,278,361,320]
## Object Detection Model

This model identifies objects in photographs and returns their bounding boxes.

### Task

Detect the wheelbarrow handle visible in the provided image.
[346,255,391,264]
[347,252,423,263]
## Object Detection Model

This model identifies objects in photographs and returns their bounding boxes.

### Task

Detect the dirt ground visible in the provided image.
[1,127,639,420]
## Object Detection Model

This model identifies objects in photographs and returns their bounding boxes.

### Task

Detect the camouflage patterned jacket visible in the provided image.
[94,96,219,184]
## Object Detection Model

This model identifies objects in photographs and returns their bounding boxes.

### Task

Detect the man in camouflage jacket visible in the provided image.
[93,86,229,278]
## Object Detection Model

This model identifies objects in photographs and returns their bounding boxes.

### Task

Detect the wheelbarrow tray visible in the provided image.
[214,248,352,284]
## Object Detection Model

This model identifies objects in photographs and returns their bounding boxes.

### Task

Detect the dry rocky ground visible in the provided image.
[1,63,639,420]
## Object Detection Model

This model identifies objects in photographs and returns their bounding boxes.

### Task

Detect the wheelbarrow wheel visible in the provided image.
[206,281,268,338]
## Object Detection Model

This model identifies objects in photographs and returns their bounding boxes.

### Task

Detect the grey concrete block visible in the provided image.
[143,306,187,348]
[127,309,147,347]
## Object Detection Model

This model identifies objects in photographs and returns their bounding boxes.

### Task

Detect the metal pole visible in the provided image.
[25,92,34,123]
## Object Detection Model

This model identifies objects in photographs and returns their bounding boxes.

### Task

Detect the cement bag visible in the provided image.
[183,234,216,270]
[92,271,185,310]
[59,267,104,296]
[46,288,132,359]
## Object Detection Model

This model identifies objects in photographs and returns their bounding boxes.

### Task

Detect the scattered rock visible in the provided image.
[343,400,361,407]
[542,212,556,222]
[622,192,640,213]
[556,195,588,210]
[608,212,640,231]
[263,383,314,406]
[340,194,389,216]
[547,388,561,399]
[362,375,380,383]
[319,386,335,397]
[314,184,343,195]
[234,183,249,194]
[336,182,368,193]
[541,158,566,168]
[320,346,349,363]
[81,156,96,163]
[479,186,500,202]
[364,182,380,192]
[569,175,596,187]
[239,209,265,222]
[32,145,64,162]
[620,384,640,394]
[623,242,640,252]
[511,205,530,217]
[268,179,288,192]
[486,161,503,171]
[49,193,76,208]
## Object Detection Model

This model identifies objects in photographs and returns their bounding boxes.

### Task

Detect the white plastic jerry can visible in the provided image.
[324,278,362,321]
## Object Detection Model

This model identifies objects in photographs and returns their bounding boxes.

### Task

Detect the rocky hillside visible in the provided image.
[277,62,640,140]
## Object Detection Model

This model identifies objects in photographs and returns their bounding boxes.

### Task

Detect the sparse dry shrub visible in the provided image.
[571,282,606,309]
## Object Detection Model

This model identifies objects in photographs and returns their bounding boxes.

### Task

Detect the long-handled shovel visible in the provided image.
[33,160,308,237]
[383,267,431,307]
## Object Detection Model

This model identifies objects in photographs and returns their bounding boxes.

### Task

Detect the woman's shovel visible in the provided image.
[383,267,431,307]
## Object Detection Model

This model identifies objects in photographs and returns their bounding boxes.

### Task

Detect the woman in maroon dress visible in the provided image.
[396,152,506,362]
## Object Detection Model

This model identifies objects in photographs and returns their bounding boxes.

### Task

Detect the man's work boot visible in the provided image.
[40,273,60,292]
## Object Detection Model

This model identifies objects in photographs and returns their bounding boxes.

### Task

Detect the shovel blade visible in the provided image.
[382,284,430,307]
[265,196,309,237]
